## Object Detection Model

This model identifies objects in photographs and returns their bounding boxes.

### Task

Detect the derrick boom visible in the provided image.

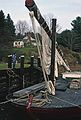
[25,0,52,39]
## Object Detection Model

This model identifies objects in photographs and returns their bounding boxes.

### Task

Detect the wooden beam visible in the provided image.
[50,19,57,85]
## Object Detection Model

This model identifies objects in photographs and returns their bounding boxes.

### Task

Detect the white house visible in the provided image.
[13,41,24,48]
[23,35,36,46]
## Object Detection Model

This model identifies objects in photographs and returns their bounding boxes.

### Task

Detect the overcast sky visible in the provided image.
[0,0,81,31]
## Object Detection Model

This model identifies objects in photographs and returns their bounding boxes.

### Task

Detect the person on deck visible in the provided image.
[12,53,16,68]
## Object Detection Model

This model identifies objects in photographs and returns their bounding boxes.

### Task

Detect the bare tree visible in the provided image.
[15,20,30,35]
[43,13,61,33]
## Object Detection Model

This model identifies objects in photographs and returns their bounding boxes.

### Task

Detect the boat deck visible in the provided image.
[41,88,81,108]
[12,79,81,108]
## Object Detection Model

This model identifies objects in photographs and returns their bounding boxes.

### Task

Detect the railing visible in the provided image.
[0,57,43,101]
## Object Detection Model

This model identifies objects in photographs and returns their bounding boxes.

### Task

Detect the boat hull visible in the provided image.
[10,102,81,120]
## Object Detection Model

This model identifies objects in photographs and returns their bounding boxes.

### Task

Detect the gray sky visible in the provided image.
[0,0,81,31]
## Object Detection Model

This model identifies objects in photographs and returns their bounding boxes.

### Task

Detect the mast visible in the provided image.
[51,19,57,85]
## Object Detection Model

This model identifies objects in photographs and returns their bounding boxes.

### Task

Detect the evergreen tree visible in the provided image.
[5,14,16,42]
[57,30,73,50]
[0,11,16,45]
[0,10,5,43]
[57,16,81,52]
[71,16,81,36]
[71,16,81,52]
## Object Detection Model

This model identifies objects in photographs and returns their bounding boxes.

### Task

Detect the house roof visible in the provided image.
[23,36,35,41]
[23,36,28,40]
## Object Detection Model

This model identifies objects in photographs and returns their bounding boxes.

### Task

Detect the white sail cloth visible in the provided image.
[41,28,51,75]
[29,11,71,95]
[29,11,70,78]
[41,29,70,77]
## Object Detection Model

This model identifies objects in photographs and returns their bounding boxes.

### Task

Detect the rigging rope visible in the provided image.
[1,93,81,110]
[7,69,22,79]
[52,95,81,109]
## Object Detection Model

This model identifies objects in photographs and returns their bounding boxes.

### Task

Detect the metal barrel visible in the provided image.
[25,0,52,40]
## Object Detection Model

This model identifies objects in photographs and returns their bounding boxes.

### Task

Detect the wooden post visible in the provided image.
[37,56,41,67]
[30,56,34,83]
[20,55,25,88]
[20,55,24,69]
[50,19,57,85]
[8,55,12,68]
[31,56,34,67]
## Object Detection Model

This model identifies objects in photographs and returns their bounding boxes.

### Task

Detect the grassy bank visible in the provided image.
[0,44,38,64]
[0,63,30,70]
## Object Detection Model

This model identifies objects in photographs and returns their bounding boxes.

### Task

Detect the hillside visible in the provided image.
[0,44,38,63]
[58,45,81,72]
[0,44,81,69]
[60,46,81,65]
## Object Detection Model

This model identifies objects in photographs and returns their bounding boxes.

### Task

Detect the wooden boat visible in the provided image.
[6,0,81,120]
[7,78,81,120]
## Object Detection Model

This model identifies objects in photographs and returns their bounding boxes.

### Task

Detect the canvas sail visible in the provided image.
[29,11,70,96]
[30,12,70,77]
